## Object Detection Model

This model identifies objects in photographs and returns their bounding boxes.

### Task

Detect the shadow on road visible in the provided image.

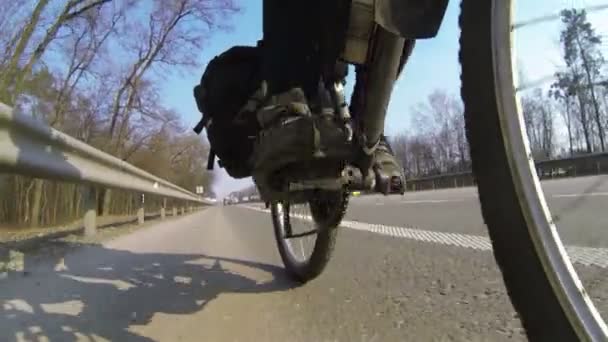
[0,241,297,341]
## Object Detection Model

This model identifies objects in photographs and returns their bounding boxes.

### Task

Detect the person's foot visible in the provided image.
[253,87,313,175]
[252,86,350,200]
[371,136,406,195]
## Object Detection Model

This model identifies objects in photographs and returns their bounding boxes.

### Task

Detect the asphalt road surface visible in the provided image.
[1,176,607,341]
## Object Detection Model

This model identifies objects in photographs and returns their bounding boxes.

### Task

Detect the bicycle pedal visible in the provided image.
[342,165,375,191]
[288,178,344,191]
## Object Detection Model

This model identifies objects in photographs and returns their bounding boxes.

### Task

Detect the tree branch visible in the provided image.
[65,0,112,21]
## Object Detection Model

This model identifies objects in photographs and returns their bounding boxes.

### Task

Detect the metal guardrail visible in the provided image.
[406,171,475,191]
[0,103,206,202]
[0,102,211,234]
[535,152,608,178]
[406,153,608,192]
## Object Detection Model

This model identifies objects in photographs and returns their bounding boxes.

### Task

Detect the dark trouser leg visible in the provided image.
[350,36,414,149]
[262,0,350,99]
[262,0,323,99]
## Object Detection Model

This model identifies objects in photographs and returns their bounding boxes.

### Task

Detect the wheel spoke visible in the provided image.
[284,229,318,239]
[512,4,608,30]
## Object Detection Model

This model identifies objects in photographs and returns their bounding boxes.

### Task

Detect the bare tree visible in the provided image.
[0,0,237,228]
[554,8,606,153]
[99,0,237,215]
[521,89,554,159]
[550,85,576,156]
[391,90,469,178]
[0,0,112,105]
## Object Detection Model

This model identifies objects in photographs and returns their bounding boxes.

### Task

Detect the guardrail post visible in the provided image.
[161,198,166,219]
[137,194,145,225]
[83,186,97,236]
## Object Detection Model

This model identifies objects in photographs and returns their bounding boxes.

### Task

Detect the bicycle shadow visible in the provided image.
[0,241,297,341]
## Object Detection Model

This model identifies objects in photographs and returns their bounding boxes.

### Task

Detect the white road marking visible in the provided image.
[400,199,461,204]
[553,192,608,198]
[242,205,608,268]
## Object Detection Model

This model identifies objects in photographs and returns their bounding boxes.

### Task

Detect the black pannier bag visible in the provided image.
[193,44,263,178]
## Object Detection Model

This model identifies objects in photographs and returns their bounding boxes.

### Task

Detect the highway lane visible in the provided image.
[346,175,608,248]
[0,176,606,341]
[1,207,529,341]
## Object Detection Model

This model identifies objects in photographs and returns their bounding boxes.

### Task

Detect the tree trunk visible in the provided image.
[577,35,605,151]
[40,182,48,226]
[101,188,112,216]
[13,0,110,97]
[0,0,51,103]
[565,100,574,156]
[75,186,81,217]
[14,176,22,224]
[52,184,60,225]
[68,185,75,218]
[13,1,74,97]
[576,92,593,153]
[125,193,131,216]
[30,179,43,227]
[23,179,35,225]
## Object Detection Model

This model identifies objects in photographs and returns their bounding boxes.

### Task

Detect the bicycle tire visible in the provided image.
[271,190,348,283]
[459,0,607,340]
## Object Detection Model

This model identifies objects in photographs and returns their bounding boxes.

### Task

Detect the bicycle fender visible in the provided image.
[375,0,449,39]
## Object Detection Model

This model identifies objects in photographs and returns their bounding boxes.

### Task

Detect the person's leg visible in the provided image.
[259,0,350,114]
[372,40,416,194]
[350,38,416,193]
[257,1,410,197]
[254,0,359,201]
[254,0,328,200]
[261,0,323,99]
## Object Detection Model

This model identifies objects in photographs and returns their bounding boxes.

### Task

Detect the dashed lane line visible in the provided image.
[553,192,608,198]
[241,205,608,268]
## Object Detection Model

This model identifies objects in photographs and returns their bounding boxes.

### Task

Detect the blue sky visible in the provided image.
[160,0,608,197]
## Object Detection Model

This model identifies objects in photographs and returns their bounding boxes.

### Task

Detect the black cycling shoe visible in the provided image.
[372,136,406,195]
[351,134,406,195]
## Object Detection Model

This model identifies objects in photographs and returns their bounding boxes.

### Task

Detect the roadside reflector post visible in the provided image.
[83,186,97,237]
[137,194,145,225]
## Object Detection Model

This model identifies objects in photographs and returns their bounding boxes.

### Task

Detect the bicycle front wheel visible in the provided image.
[271,190,349,283]
[459,0,608,340]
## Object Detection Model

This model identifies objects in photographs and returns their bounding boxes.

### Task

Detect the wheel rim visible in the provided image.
[275,201,318,265]
[491,1,608,339]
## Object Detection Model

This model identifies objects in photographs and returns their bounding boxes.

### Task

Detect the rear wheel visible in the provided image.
[460,0,607,340]
[271,190,348,282]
